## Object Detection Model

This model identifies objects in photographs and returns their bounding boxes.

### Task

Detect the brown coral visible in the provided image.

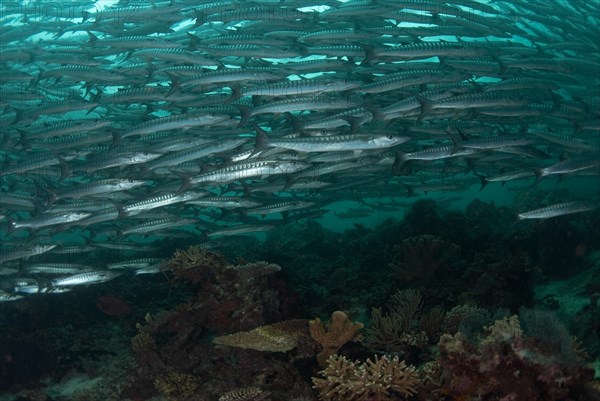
[309,311,364,366]
[389,235,460,282]
[365,289,433,352]
[312,354,419,401]
[131,331,156,354]
[213,319,308,352]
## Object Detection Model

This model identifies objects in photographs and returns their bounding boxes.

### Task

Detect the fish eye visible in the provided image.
[387,134,394,139]
[143,152,149,156]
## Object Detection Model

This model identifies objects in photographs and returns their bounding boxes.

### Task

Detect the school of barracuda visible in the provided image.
[0,0,599,300]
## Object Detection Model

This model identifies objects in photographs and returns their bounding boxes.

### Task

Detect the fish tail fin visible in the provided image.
[284,112,302,133]
[165,73,180,98]
[17,129,31,150]
[392,150,408,175]
[360,44,376,66]
[236,105,252,127]
[476,174,489,191]
[400,182,414,198]
[6,216,16,235]
[192,12,206,29]
[187,32,201,50]
[251,123,271,156]
[86,31,99,44]
[226,84,242,104]
[171,171,192,194]
[416,95,433,121]
[108,128,122,150]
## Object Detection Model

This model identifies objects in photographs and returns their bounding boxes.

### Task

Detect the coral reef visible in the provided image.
[312,354,419,401]
[123,248,310,400]
[438,315,595,400]
[309,311,364,366]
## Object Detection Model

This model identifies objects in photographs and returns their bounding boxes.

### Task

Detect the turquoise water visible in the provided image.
[0,0,599,400]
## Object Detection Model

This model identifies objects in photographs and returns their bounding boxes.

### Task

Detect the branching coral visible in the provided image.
[389,235,460,282]
[166,245,227,282]
[309,311,364,366]
[366,289,439,353]
[312,354,419,401]
[213,319,308,352]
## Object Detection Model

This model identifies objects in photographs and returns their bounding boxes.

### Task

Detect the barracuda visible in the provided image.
[253,124,410,153]
[518,201,598,220]
[190,160,310,185]
[123,112,232,138]
[124,192,207,216]
[53,179,147,200]
[10,211,92,231]
[52,271,122,287]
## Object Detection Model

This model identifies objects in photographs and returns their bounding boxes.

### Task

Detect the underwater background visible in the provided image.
[1,0,599,400]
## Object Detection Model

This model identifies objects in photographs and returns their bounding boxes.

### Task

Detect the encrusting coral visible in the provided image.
[213,319,308,352]
[309,311,364,366]
[312,354,419,401]
[153,372,201,401]
[218,386,264,401]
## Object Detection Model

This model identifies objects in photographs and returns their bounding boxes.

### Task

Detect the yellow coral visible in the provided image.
[166,245,226,271]
[131,332,155,354]
[219,386,263,401]
[213,319,307,352]
[312,354,419,401]
[309,311,364,366]
[153,372,200,401]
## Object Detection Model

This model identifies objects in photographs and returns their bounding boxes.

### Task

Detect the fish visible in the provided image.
[52,271,122,287]
[518,201,598,220]
[0,0,598,301]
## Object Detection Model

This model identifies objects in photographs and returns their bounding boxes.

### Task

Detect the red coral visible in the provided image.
[437,316,594,401]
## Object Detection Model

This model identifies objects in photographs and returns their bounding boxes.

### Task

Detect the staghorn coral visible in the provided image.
[213,319,308,352]
[312,354,419,401]
[309,311,364,366]
[389,235,460,282]
[153,372,201,401]
[219,386,264,401]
